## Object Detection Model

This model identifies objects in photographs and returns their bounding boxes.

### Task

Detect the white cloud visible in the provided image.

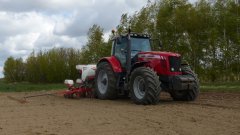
[0,0,146,13]
[0,12,53,62]
[34,34,85,50]
[0,0,148,77]
[53,0,147,37]
[0,12,54,39]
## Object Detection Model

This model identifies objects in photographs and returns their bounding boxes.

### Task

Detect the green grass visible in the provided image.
[0,79,239,92]
[200,82,240,92]
[0,80,66,92]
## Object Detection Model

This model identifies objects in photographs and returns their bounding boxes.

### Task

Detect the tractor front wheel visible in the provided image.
[95,62,117,99]
[130,67,161,105]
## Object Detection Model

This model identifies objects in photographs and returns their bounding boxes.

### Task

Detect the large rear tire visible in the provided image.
[95,62,118,99]
[170,65,199,101]
[130,67,161,105]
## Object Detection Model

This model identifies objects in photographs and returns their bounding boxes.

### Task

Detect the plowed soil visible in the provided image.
[0,91,239,135]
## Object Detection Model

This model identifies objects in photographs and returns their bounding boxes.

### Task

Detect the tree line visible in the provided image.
[4,25,111,83]
[4,0,240,83]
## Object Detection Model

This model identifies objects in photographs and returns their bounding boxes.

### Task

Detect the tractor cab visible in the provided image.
[111,33,152,68]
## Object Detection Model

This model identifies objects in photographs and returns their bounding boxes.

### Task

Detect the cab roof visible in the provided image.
[112,32,151,40]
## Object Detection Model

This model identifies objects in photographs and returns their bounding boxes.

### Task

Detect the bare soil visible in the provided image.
[0,91,239,135]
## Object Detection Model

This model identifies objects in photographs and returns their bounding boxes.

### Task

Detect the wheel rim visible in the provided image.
[97,70,108,94]
[133,76,146,99]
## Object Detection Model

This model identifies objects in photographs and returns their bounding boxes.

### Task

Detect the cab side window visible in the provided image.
[114,37,127,67]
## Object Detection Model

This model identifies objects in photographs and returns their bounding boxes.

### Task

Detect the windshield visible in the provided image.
[131,37,151,57]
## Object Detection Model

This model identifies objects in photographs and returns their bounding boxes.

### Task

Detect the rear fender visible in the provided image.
[97,56,122,73]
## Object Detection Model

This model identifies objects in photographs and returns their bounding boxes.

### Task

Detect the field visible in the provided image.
[0,81,240,135]
[0,91,239,135]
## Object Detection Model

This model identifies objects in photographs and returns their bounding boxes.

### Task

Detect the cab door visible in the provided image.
[112,37,127,68]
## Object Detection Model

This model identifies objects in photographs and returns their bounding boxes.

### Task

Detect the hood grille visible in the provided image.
[169,56,181,72]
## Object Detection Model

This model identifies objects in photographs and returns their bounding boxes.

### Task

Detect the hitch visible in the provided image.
[63,79,93,99]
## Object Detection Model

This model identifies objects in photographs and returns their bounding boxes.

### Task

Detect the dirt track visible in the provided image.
[0,91,239,135]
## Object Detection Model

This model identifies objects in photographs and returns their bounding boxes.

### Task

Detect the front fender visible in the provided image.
[131,61,149,72]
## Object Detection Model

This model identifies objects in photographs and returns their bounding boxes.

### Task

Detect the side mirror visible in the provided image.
[150,39,162,51]
[159,39,162,48]
[157,33,162,48]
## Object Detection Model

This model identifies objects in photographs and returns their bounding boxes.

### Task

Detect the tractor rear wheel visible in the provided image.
[170,65,199,101]
[95,62,118,99]
[130,67,161,105]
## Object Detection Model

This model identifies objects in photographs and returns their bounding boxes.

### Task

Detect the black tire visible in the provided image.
[130,67,161,105]
[170,65,200,101]
[95,62,118,99]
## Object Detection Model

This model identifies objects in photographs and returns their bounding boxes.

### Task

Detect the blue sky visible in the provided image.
[0,0,198,78]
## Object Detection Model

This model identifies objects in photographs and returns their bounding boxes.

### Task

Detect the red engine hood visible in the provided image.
[138,51,181,57]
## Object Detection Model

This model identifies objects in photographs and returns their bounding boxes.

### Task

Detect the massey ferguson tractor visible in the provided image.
[64,30,199,105]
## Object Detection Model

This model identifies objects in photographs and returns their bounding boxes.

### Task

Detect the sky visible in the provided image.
[0,0,197,78]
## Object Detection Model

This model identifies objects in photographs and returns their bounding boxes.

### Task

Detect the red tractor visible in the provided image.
[94,31,199,105]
